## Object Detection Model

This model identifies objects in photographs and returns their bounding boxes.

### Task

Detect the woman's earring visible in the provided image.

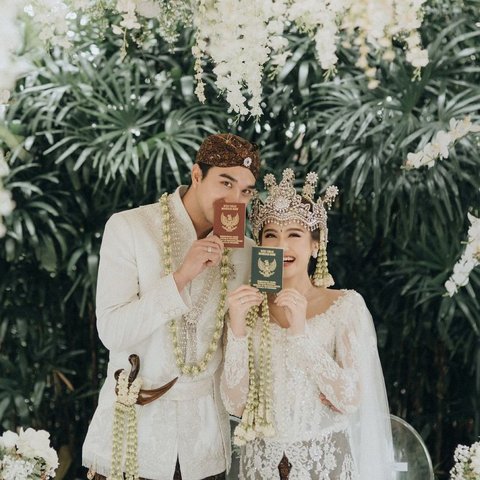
[313,231,334,287]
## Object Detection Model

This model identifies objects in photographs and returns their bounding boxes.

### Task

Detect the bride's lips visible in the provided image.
[283,255,295,267]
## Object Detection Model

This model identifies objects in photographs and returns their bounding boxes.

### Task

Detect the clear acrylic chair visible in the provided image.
[390,414,435,479]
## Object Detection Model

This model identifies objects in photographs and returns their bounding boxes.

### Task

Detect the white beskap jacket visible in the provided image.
[83,186,253,480]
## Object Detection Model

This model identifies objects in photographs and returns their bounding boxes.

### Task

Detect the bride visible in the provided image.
[220,168,393,479]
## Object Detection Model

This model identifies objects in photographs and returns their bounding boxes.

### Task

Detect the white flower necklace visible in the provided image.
[160,193,230,376]
[234,296,275,445]
[109,370,142,480]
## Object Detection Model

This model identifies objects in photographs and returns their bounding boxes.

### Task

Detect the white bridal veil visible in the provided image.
[347,297,395,480]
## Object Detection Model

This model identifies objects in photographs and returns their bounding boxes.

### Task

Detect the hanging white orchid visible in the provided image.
[445,213,480,297]
[405,117,480,169]
[0,150,14,238]
[0,0,428,116]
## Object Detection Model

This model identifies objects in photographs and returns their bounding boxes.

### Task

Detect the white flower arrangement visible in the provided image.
[292,0,428,88]
[193,0,289,117]
[0,150,15,238]
[24,0,73,49]
[192,0,428,116]
[0,0,428,117]
[405,117,480,169]
[0,1,26,104]
[0,428,59,480]
[403,117,480,297]
[450,441,480,480]
[445,213,480,297]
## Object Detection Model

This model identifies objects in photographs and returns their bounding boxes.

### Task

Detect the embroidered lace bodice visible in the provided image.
[221,290,370,479]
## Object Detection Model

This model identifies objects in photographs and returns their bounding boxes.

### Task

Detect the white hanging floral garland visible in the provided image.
[444,213,480,297]
[1,0,428,115]
[404,116,480,297]
[0,0,428,234]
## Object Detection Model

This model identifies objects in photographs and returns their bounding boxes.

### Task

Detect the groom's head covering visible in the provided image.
[196,133,260,179]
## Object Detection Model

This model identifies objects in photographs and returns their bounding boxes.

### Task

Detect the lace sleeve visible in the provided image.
[286,310,361,414]
[220,324,249,417]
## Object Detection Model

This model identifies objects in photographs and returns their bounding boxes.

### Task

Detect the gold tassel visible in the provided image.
[313,231,334,287]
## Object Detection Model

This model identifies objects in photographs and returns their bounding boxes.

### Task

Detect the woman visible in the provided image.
[221,169,393,479]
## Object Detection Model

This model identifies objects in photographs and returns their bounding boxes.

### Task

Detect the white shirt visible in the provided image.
[83,186,253,480]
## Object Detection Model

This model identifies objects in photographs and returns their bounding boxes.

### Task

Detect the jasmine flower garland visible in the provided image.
[234,295,275,446]
[160,192,231,377]
[109,370,142,480]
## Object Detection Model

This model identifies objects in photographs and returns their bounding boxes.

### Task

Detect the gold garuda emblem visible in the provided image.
[221,212,240,232]
[258,258,276,278]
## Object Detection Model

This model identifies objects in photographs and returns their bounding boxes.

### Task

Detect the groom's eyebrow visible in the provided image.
[219,173,255,189]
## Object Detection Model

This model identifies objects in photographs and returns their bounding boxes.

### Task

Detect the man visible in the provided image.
[82,134,260,480]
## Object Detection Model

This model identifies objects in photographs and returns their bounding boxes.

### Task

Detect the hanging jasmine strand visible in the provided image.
[234,295,274,446]
[109,370,142,480]
[160,193,230,377]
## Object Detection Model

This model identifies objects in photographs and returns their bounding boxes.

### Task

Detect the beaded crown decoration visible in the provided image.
[250,168,338,242]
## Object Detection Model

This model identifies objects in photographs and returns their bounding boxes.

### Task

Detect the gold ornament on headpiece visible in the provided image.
[250,168,338,287]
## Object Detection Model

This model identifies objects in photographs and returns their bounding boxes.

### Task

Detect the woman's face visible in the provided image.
[261,222,318,281]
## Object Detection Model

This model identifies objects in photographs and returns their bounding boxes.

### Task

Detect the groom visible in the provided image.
[82,134,260,480]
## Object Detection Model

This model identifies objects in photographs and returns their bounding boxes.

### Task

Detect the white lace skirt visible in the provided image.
[238,429,358,480]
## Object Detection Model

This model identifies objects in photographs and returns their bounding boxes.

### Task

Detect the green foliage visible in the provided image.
[0,31,230,479]
[261,1,480,475]
[1,1,479,479]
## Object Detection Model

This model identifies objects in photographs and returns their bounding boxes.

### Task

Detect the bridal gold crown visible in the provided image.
[250,168,338,242]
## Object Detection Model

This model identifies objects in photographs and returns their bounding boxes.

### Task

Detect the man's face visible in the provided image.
[191,165,257,225]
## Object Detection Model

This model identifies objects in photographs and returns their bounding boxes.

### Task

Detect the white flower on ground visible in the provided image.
[0,430,19,449]
[16,428,59,472]
[451,441,480,478]
[0,455,36,480]
[471,443,480,474]
[0,428,58,478]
